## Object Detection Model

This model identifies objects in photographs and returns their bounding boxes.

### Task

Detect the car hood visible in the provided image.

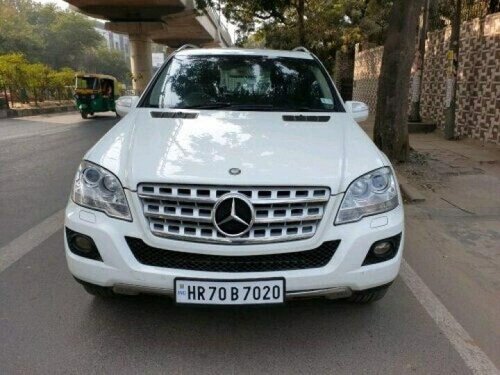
[86,109,387,194]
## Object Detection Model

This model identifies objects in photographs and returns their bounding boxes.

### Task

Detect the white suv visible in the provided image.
[65,47,404,305]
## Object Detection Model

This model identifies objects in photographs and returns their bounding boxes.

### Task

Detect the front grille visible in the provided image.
[126,237,340,272]
[137,184,330,244]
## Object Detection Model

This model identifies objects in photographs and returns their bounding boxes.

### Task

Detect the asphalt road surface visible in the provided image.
[0,113,498,375]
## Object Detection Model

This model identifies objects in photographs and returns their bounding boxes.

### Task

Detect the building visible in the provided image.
[94,23,130,62]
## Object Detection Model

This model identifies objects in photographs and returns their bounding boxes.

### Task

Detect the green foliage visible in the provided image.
[81,46,131,83]
[0,52,76,105]
[46,10,103,68]
[201,0,394,71]
[0,2,42,56]
[0,0,106,69]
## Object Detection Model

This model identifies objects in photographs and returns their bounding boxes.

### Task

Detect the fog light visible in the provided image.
[66,228,102,261]
[372,241,393,257]
[73,235,94,253]
[362,233,402,266]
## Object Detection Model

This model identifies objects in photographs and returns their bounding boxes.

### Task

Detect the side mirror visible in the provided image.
[345,101,369,123]
[115,96,139,117]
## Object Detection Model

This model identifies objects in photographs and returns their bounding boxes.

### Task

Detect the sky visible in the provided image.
[35,0,68,8]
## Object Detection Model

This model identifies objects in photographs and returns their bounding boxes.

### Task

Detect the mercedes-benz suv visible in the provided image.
[65,47,404,305]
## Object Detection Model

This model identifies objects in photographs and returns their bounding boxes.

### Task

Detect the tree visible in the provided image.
[232,0,392,75]
[197,0,308,47]
[46,10,103,69]
[408,0,430,122]
[0,2,42,56]
[80,46,131,83]
[24,62,51,105]
[49,67,75,102]
[373,0,424,162]
[0,53,29,107]
[0,1,103,69]
[443,0,462,140]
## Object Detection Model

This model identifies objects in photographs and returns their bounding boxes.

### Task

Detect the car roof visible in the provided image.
[175,48,314,60]
[75,73,117,81]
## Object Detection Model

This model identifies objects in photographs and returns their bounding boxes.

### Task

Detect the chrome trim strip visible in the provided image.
[145,212,213,223]
[149,229,316,244]
[254,214,323,224]
[145,212,322,224]
[138,193,329,205]
[112,284,352,300]
[286,287,352,299]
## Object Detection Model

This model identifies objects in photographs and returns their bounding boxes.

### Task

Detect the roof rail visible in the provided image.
[176,44,199,52]
[292,46,311,54]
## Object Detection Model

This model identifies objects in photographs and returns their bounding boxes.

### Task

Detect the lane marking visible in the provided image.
[400,260,499,375]
[0,209,64,274]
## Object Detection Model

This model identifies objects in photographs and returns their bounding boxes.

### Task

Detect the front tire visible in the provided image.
[347,284,390,304]
[81,112,88,119]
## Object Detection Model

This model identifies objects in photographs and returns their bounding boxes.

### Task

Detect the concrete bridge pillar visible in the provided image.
[129,33,153,94]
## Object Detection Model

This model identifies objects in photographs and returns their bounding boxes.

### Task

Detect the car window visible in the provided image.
[76,77,98,90]
[141,55,344,112]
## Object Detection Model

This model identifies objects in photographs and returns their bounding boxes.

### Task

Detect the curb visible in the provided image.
[0,104,76,119]
[397,173,426,203]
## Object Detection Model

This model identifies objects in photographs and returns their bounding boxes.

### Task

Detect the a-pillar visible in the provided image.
[129,33,153,95]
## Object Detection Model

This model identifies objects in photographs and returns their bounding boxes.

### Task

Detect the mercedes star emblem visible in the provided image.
[213,193,255,237]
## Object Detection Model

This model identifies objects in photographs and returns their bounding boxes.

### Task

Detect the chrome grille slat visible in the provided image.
[138,184,330,244]
[138,193,328,205]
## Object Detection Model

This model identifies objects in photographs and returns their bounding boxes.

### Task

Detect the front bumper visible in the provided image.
[64,191,404,298]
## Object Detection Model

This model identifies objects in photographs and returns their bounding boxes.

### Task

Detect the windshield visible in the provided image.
[141,55,344,112]
[76,77,98,90]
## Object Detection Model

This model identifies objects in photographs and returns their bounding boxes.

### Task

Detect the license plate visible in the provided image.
[174,278,285,305]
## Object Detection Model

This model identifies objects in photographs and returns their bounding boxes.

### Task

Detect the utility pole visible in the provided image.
[408,0,430,122]
[443,0,462,140]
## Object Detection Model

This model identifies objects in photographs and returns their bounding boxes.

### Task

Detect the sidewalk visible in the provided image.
[360,116,500,216]
[360,116,500,363]
[0,100,76,119]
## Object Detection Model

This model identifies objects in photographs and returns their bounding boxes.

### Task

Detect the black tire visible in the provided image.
[81,112,88,119]
[77,279,115,298]
[90,112,94,116]
[348,284,390,304]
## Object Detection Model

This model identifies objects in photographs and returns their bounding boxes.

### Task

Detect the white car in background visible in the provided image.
[64,46,404,306]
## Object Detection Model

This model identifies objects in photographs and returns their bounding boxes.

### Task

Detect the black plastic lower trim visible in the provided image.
[126,237,340,273]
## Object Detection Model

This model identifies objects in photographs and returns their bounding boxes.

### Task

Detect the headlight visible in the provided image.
[71,161,132,221]
[335,167,399,225]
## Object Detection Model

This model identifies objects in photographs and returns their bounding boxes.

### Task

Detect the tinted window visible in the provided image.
[141,55,343,112]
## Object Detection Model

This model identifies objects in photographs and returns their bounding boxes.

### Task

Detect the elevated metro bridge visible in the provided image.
[65,0,232,93]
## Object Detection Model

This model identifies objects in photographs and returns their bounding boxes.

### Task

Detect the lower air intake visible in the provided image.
[126,237,340,273]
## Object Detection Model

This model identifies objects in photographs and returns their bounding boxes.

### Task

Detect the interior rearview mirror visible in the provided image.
[345,101,369,123]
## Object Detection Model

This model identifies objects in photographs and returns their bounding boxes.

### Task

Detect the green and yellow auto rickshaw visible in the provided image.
[74,74,120,119]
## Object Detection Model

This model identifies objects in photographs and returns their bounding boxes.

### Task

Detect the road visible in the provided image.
[0,113,498,374]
